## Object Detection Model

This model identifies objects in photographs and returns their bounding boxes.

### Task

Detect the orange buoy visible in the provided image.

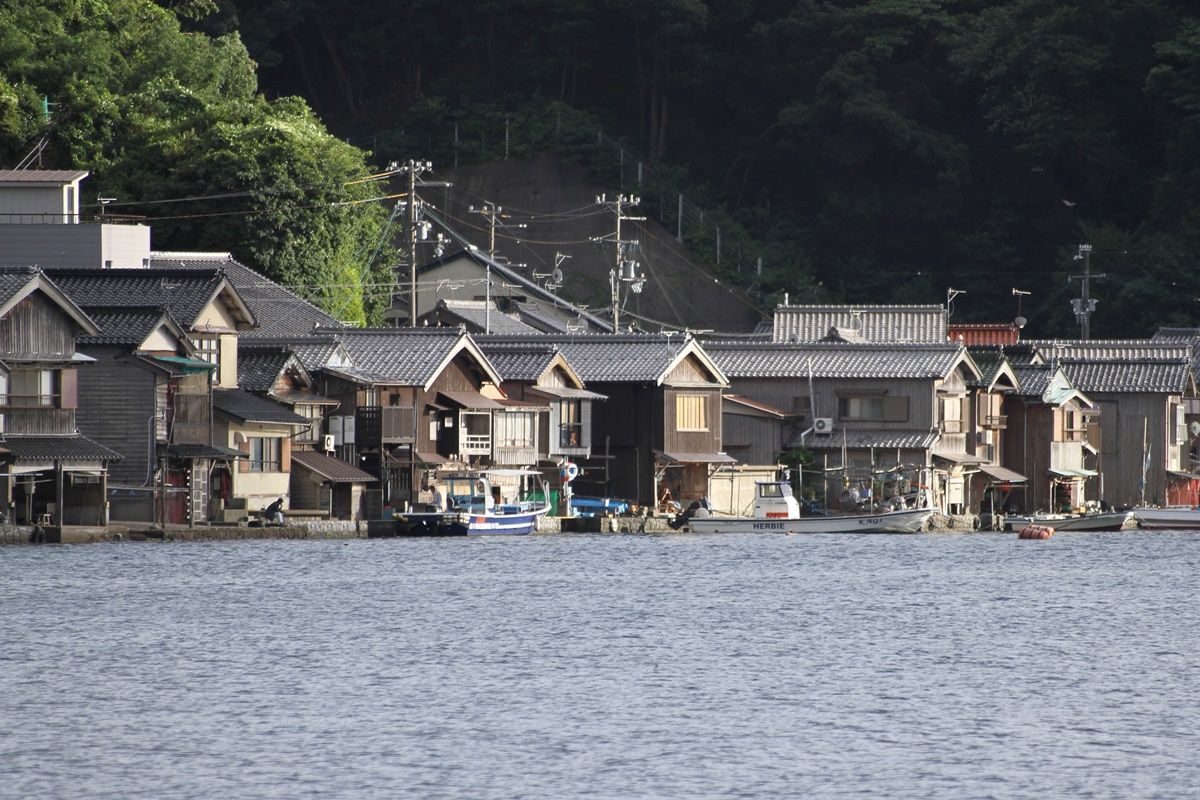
[1018,524,1055,540]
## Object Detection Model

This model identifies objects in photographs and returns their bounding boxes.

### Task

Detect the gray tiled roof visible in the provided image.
[479,333,710,383]
[45,267,226,328]
[1023,339,1191,363]
[1,434,123,462]
[334,329,470,385]
[433,299,539,334]
[1012,364,1054,397]
[1061,359,1192,394]
[150,253,342,338]
[290,339,344,371]
[79,308,169,345]
[237,346,294,393]
[479,344,559,382]
[704,342,966,380]
[212,389,308,424]
[0,269,37,307]
[803,430,939,450]
[773,304,947,344]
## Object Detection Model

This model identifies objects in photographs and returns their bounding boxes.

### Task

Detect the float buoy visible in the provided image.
[1017,524,1055,540]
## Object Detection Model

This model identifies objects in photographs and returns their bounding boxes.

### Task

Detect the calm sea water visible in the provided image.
[2,531,1198,799]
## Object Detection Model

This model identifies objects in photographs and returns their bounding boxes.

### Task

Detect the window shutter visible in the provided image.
[548,401,560,454]
[58,368,78,409]
[580,400,593,448]
[281,436,291,472]
[239,437,250,473]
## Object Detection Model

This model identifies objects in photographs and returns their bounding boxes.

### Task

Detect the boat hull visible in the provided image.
[687,507,934,534]
[393,507,549,536]
[1131,507,1200,530]
[1002,511,1135,532]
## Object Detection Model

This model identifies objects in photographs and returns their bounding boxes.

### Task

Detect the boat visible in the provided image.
[686,479,935,534]
[392,469,551,536]
[1129,506,1200,530]
[1000,510,1135,532]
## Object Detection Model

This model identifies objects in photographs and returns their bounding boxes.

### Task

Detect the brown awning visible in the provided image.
[528,385,607,401]
[978,464,1026,483]
[438,390,505,410]
[290,450,374,483]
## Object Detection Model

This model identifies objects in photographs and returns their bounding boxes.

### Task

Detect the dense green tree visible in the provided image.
[0,0,386,324]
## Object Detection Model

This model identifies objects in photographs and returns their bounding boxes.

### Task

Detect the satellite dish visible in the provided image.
[1014,316,1027,329]
[1190,421,1200,437]
[550,268,564,285]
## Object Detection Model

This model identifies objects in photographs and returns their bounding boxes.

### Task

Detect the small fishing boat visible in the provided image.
[686,479,934,534]
[392,469,551,536]
[1129,506,1200,530]
[1001,510,1135,532]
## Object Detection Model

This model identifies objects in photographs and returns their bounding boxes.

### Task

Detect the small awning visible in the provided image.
[290,450,374,483]
[935,451,990,465]
[528,385,608,401]
[274,390,340,407]
[439,390,505,410]
[386,449,449,466]
[165,443,244,461]
[1049,467,1098,479]
[655,450,737,465]
[979,464,1027,483]
[1167,470,1200,481]
[151,355,216,374]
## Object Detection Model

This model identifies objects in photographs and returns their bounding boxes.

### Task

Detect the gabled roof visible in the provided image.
[79,307,190,351]
[212,388,308,425]
[477,342,586,388]
[773,304,947,344]
[328,328,502,389]
[479,333,727,386]
[967,346,1021,392]
[1012,364,1091,406]
[150,252,342,338]
[237,345,311,394]
[704,341,974,381]
[0,267,100,335]
[45,267,254,331]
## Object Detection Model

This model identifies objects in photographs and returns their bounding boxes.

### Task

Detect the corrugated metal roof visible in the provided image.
[290,450,374,482]
[0,170,88,183]
[773,304,947,343]
[803,430,940,450]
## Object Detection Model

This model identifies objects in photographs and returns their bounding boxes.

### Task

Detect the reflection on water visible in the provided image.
[3,532,1199,799]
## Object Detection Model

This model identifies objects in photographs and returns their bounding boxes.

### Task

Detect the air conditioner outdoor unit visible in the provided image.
[323,434,335,453]
[813,417,834,435]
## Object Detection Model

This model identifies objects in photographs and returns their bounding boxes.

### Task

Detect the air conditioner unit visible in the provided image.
[323,434,335,453]
[813,417,834,435]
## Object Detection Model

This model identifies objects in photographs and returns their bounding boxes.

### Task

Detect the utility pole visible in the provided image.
[469,203,526,334]
[592,193,646,330]
[1069,243,1103,340]
[395,160,450,327]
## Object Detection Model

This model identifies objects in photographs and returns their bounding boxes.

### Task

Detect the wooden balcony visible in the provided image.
[1,408,75,436]
[356,406,415,447]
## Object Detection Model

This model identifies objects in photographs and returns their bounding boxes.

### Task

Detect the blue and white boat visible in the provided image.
[394,469,551,536]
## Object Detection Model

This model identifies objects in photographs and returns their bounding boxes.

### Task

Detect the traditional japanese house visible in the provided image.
[312,328,504,515]
[48,266,255,524]
[772,303,948,343]
[482,333,730,507]
[0,268,121,528]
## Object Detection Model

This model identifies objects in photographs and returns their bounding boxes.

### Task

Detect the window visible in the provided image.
[9,370,56,407]
[496,411,535,449]
[839,396,883,421]
[559,399,583,447]
[295,403,323,441]
[194,336,220,373]
[248,437,282,472]
[676,394,708,432]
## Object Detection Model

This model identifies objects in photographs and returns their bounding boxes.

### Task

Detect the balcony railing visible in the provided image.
[1,408,75,436]
[356,406,415,446]
[940,418,965,434]
[461,433,491,455]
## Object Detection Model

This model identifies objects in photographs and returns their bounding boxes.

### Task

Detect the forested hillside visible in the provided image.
[4,1,1200,335]
[208,0,1200,336]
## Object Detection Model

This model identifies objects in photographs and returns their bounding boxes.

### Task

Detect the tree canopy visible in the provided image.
[0,0,388,324]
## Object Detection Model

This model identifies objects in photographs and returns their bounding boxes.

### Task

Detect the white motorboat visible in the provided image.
[686,480,934,534]
[1001,510,1136,532]
[1130,506,1200,530]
